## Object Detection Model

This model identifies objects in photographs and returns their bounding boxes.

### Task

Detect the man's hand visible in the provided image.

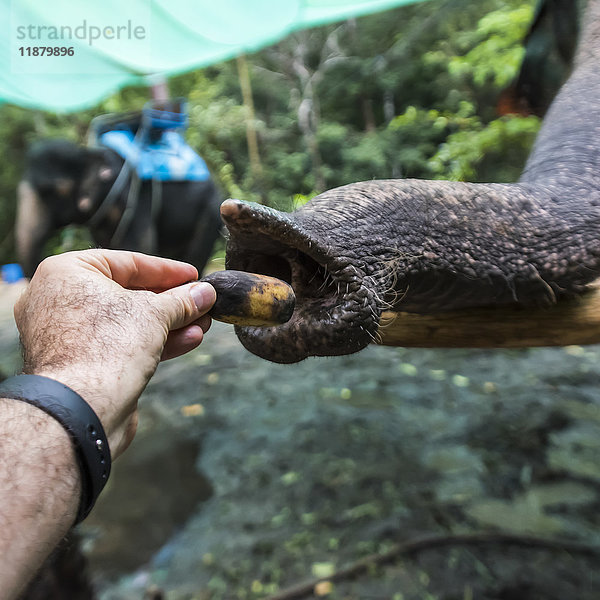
[14,249,216,458]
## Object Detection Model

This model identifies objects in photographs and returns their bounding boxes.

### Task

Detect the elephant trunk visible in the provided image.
[222,0,600,364]
[520,0,600,190]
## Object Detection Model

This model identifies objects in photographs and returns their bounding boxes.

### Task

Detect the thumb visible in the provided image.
[155,281,216,332]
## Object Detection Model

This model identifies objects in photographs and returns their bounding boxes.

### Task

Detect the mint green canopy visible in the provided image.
[3,0,429,112]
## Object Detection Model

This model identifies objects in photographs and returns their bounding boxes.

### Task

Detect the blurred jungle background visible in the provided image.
[1,0,599,599]
[0,0,542,265]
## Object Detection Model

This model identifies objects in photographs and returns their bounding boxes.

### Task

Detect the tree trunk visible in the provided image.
[362,96,376,132]
[236,54,263,184]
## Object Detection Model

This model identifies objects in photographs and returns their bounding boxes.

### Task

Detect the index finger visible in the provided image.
[73,250,199,291]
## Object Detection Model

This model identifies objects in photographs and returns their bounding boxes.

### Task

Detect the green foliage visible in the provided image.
[388,103,475,178]
[0,0,542,266]
[429,113,540,182]
[447,5,535,88]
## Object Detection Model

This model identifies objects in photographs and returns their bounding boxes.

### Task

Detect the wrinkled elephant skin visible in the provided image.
[223,0,600,364]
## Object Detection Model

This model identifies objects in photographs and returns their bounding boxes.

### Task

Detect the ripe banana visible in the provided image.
[201,270,295,327]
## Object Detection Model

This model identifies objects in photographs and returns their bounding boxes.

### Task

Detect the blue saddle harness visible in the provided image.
[100,129,211,182]
[87,100,212,247]
[97,101,211,182]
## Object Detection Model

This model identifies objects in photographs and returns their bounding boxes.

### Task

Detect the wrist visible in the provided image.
[27,367,106,420]
[29,367,123,454]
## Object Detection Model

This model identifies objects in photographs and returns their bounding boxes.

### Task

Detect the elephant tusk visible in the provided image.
[376,280,600,348]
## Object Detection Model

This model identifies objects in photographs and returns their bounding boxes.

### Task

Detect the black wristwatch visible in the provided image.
[0,374,111,523]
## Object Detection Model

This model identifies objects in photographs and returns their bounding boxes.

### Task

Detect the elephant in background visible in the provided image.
[16,138,223,277]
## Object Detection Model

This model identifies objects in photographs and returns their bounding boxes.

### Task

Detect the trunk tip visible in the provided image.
[220,198,246,224]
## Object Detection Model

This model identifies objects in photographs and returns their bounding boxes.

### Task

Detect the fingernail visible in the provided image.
[190,282,216,310]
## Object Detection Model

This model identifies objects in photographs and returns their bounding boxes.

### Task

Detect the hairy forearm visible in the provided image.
[0,397,80,600]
